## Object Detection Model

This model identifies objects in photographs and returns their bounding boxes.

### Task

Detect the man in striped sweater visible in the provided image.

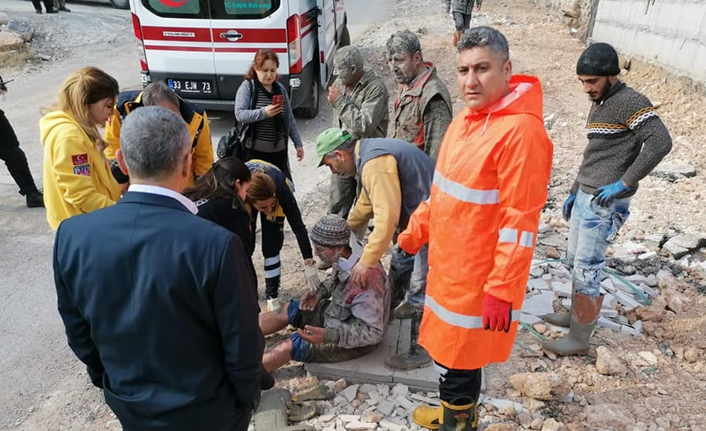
[544,43,672,356]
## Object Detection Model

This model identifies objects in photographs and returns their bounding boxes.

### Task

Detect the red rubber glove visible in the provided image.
[482,294,512,332]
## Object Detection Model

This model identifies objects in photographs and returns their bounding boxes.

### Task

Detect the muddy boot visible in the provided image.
[412,397,478,431]
[543,292,603,356]
[389,275,410,312]
[393,301,415,319]
[385,310,431,371]
[543,283,576,328]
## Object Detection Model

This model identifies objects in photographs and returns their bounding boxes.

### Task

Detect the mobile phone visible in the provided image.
[272,95,284,107]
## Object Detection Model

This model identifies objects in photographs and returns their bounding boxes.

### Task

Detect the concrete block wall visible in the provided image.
[590,0,706,83]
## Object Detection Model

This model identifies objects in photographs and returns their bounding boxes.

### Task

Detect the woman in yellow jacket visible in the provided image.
[40,67,122,229]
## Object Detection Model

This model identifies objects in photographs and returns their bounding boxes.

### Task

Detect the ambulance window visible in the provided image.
[211,0,281,19]
[141,0,209,18]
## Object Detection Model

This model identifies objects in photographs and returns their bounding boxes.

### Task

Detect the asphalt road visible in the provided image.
[0,0,389,429]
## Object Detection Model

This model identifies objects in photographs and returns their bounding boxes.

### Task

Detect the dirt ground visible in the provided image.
[2,0,706,429]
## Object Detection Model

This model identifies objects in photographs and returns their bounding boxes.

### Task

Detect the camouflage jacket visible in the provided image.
[392,64,452,161]
[318,256,391,349]
[332,69,390,140]
[444,0,481,14]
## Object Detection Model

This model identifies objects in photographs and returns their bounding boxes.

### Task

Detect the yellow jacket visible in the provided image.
[103,91,214,187]
[347,143,402,268]
[40,111,121,230]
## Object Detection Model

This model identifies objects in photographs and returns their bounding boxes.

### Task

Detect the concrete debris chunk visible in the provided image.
[522,292,554,316]
[662,234,706,259]
[390,383,408,397]
[597,316,622,331]
[650,160,697,181]
[394,395,415,411]
[596,346,628,376]
[340,385,359,402]
[344,421,377,430]
[410,393,440,406]
[378,419,404,431]
[509,372,571,401]
[613,290,641,311]
[521,313,543,326]
[360,410,383,424]
[482,397,523,414]
[376,399,395,416]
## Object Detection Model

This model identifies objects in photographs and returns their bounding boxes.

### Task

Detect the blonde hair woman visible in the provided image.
[40,67,121,229]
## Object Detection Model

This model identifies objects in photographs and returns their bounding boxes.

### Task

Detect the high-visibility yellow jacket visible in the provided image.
[103,91,214,187]
[40,111,121,230]
[398,75,553,370]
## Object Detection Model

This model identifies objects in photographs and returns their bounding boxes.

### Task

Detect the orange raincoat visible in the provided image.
[398,75,553,370]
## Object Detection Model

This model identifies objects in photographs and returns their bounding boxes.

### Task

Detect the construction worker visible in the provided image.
[315,128,435,371]
[388,30,453,161]
[104,81,214,188]
[326,46,389,221]
[398,27,552,430]
[444,0,483,46]
[385,30,453,333]
[543,43,672,356]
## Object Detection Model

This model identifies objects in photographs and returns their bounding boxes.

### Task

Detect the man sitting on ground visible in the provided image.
[260,215,390,371]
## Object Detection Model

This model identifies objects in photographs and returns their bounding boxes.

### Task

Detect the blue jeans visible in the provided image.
[567,189,631,297]
[390,244,429,309]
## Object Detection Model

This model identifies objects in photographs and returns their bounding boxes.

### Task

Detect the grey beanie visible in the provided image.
[576,43,620,76]
[310,215,351,247]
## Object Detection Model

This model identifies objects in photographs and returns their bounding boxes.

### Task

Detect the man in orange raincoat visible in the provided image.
[398,27,553,431]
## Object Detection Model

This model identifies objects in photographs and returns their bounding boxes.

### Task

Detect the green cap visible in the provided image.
[315,128,352,167]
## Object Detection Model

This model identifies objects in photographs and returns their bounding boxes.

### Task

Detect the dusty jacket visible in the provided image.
[41,111,121,230]
[445,0,480,13]
[234,79,303,148]
[319,256,391,349]
[392,63,453,160]
[398,75,553,370]
[332,69,390,139]
[104,91,214,187]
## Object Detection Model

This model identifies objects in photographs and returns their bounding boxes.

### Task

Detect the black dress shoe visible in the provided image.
[35,9,43,13]
[46,8,58,13]
[59,6,71,11]
[26,191,45,208]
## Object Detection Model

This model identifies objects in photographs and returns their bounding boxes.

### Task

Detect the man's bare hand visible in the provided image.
[297,325,325,344]
[327,86,342,104]
[299,290,320,311]
[350,262,374,287]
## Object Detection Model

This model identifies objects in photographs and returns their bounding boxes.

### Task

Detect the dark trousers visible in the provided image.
[436,362,483,403]
[31,0,54,11]
[243,147,292,181]
[0,109,39,196]
[328,173,357,219]
[250,211,285,299]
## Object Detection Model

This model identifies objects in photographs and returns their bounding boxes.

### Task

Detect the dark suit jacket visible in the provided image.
[53,191,264,431]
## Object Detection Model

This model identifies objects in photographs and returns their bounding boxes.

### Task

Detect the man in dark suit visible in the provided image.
[53,106,264,431]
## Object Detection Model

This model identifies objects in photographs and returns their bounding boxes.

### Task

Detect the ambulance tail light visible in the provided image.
[132,13,150,81]
[287,14,302,75]
[132,13,143,41]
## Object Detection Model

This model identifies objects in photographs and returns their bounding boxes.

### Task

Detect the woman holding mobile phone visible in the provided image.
[234,49,304,181]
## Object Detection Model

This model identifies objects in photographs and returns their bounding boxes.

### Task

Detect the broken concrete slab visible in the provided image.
[650,160,697,181]
[520,313,543,326]
[527,278,551,292]
[522,291,555,316]
[662,234,706,259]
[552,281,572,298]
[613,290,642,310]
[597,316,622,331]
[253,389,315,431]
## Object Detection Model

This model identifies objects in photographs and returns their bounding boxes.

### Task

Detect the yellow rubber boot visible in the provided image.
[412,404,442,430]
[439,397,478,431]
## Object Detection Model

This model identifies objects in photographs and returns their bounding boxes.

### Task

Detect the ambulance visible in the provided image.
[129,0,349,118]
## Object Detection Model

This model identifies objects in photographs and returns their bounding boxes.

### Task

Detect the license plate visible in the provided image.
[167,79,214,95]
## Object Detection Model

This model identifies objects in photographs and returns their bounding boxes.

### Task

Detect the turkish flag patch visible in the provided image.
[71,154,88,166]
[73,165,90,176]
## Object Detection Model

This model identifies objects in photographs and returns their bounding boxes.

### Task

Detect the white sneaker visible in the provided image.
[267,298,282,312]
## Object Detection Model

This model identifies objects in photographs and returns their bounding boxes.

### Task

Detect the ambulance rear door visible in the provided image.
[132,0,217,102]
[316,0,336,88]
[210,0,290,105]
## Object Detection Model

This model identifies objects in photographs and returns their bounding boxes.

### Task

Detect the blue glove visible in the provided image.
[594,179,631,207]
[562,194,576,221]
